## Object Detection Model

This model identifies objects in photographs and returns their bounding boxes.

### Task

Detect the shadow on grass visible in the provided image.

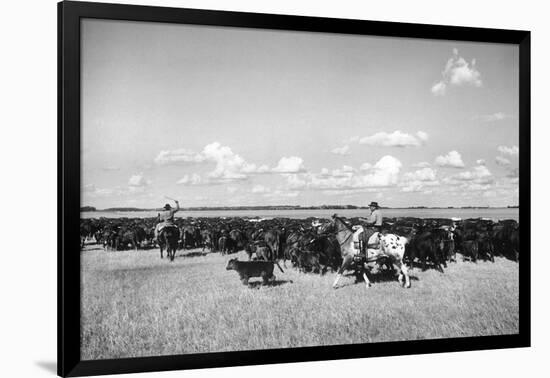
[177,251,209,258]
[408,261,447,273]
[83,245,159,252]
[247,279,294,289]
[367,270,420,284]
[336,269,419,289]
[82,245,105,252]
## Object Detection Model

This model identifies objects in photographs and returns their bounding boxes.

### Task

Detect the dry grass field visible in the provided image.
[81,245,519,360]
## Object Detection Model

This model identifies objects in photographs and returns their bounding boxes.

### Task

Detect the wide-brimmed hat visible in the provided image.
[164,203,172,210]
[368,201,379,208]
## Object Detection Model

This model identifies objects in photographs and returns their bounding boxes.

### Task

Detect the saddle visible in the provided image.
[352,226,379,254]
[158,223,178,236]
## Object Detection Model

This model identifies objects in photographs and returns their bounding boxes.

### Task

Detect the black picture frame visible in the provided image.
[58,1,531,376]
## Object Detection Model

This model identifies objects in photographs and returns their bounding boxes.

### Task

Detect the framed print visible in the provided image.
[58,1,530,376]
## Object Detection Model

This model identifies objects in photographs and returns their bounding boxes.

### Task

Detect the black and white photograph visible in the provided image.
[8,0,550,377]
[78,16,522,362]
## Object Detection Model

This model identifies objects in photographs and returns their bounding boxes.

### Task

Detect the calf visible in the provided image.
[226,258,283,285]
[296,250,322,274]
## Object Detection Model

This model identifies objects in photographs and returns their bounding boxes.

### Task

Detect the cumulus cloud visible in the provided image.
[431,81,447,96]
[435,150,465,168]
[495,156,511,166]
[401,168,439,192]
[355,156,402,187]
[202,142,268,180]
[359,162,372,171]
[305,155,403,190]
[154,148,205,165]
[128,173,151,187]
[476,159,486,166]
[358,130,429,147]
[453,165,492,182]
[416,131,429,142]
[156,143,309,184]
[272,156,306,173]
[497,145,519,157]
[331,145,350,155]
[431,48,482,96]
[403,167,437,182]
[285,174,309,190]
[156,142,271,183]
[177,173,202,185]
[329,165,356,178]
[444,165,493,187]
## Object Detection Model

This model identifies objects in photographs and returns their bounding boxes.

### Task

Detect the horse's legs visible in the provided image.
[170,244,176,261]
[333,255,352,288]
[402,263,411,288]
[362,267,371,289]
[393,259,411,288]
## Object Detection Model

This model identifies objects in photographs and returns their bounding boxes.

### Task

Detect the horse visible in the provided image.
[159,226,180,261]
[331,214,411,289]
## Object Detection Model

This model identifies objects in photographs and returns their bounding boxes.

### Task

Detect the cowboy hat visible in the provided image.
[368,201,379,208]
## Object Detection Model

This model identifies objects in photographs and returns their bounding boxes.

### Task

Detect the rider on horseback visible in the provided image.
[154,199,180,241]
[356,201,383,254]
[360,201,383,232]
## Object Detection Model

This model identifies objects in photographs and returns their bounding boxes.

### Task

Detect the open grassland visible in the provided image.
[81,246,519,360]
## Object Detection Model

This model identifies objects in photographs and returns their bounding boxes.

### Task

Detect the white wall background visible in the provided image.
[0,0,546,377]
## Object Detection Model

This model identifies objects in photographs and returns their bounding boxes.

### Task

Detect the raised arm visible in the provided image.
[173,200,180,213]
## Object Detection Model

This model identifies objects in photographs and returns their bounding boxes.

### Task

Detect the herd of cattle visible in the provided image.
[80,215,520,273]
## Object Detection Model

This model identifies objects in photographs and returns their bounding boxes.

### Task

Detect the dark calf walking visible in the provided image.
[226,258,283,285]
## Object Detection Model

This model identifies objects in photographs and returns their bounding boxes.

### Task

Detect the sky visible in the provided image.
[81,19,519,209]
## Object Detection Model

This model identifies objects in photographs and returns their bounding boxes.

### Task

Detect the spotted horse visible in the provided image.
[331,214,411,289]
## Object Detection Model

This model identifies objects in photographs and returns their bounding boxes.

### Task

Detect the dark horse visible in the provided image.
[331,214,411,289]
[159,226,180,262]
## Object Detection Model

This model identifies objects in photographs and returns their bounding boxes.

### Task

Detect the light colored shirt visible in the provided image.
[160,204,180,224]
[366,209,383,226]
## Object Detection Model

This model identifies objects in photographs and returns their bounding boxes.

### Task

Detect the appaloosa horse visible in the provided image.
[331,214,411,289]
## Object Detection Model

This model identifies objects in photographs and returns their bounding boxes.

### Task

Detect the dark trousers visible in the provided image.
[361,226,381,253]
